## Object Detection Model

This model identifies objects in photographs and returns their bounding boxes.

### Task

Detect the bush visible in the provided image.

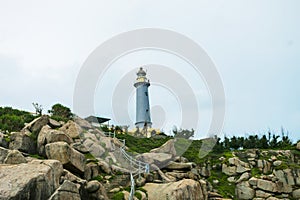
[0,107,36,132]
[48,103,73,122]
[115,133,172,153]
[112,192,124,200]
[134,191,142,200]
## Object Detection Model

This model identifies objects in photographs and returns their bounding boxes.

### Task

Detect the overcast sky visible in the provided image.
[0,1,299,141]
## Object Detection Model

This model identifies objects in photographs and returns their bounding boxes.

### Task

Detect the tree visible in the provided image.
[32,103,43,115]
[172,126,194,139]
[48,103,73,122]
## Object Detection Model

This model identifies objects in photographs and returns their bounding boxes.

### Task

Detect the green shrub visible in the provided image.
[92,175,103,182]
[112,192,124,200]
[48,103,73,122]
[115,134,172,153]
[0,107,36,132]
[251,167,261,177]
[134,191,142,200]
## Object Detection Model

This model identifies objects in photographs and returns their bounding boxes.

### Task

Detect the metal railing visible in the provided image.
[103,132,150,200]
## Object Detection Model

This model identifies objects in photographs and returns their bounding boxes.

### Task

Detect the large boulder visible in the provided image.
[4,149,27,164]
[9,132,37,154]
[297,142,300,150]
[235,181,255,200]
[22,115,49,137]
[293,188,300,199]
[49,180,81,200]
[37,125,73,157]
[59,121,82,139]
[257,179,278,193]
[164,161,195,170]
[150,139,176,156]
[82,138,105,158]
[222,164,237,176]
[143,179,206,200]
[74,116,92,130]
[0,147,9,163]
[0,160,63,200]
[136,152,173,168]
[45,142,86,174]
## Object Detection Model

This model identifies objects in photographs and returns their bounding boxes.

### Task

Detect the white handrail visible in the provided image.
[103,131,150,200]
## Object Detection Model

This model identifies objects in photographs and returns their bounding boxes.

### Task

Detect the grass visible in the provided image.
[251,167,261,178]
[134,191,142,200]
[207,170,236,199]
[92,175,103,182]
[85,153,96,160]
[115,133,172,153]
[112,192,124,200]
[29,154,45,159]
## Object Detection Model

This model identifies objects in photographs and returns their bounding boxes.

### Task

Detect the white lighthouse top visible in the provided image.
[135,67,149,83]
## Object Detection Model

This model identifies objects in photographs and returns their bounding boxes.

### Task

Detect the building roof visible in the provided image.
[137,67,146,76]
[85,116,110,124]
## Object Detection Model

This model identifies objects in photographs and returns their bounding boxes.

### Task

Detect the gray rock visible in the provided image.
[165,161,194,170]
[144,179,207,200]
[236,172,250,183]
[136,176,146,187]
[98,160,111,174]
[38,125,73,157]
[256,190,272,198]
[137,152,173,168]
[257,179,277,193]
[0,147,9,163]
[273,160,282,167]
[84,162,100,181]
[4,149,27,164]
[297,142,300,150]
[236,165,251,174]
[74,116,92,130]
[86,180,100,193]
[236,181,255,200]
[49,180,81,200]
[249,177,258,186]
[150,139,176,156]
[22,115,49,137]
[9,132,37,154]
[48,118,61,129]
[293,188,300,199]
[59,120,82,139]
[222,163,237,176]
[45,142,86,174]
[0,160,63,200]
[71,142,89,153]
[83,138,105,158]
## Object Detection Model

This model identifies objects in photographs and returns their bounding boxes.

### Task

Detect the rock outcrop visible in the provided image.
[144,179,207,200]
[45,141,86,174]
[0,160,63,200]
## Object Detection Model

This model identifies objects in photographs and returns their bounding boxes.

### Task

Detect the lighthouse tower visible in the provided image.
[134,67,152,129]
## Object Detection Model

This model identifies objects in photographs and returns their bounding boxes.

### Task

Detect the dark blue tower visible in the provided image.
[134,67,152,128]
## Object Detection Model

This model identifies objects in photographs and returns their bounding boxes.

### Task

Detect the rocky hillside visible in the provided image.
[0,115,300,200]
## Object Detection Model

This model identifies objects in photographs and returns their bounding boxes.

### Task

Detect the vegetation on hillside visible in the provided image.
[48,103,73,122]
[115,133,172,153]
[0,107,36,132]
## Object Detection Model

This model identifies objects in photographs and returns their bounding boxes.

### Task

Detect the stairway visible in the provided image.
[104,132,150,200]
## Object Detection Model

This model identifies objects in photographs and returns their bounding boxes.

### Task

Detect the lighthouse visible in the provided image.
[134,67,152,129]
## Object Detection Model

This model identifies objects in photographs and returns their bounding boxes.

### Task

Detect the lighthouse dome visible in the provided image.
[137,67,146,76]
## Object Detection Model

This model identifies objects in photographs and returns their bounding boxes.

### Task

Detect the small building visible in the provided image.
[84,116,110,127]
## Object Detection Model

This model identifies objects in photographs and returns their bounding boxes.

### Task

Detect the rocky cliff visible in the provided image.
[0,115,299,200]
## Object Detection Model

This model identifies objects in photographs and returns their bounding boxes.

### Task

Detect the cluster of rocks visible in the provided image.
[1,115,300,200]
[0,116,211,200]
[219,149,300,200]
